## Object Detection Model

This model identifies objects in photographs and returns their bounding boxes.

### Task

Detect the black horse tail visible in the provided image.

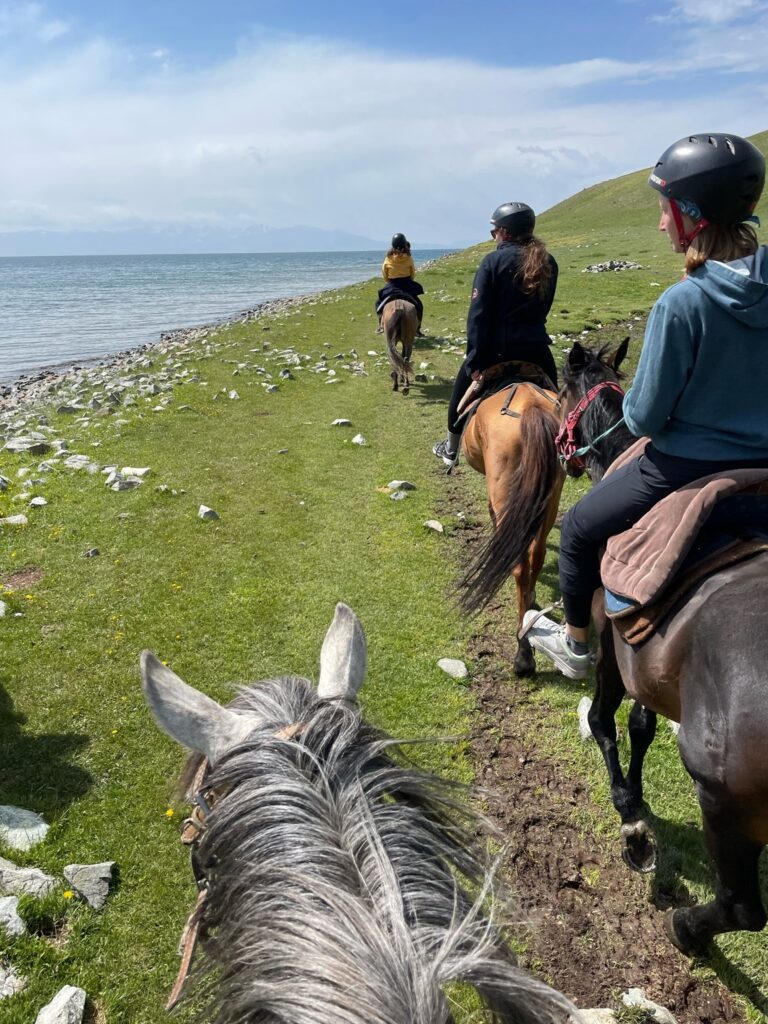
[386,310,413,376]
[460,404,561,615]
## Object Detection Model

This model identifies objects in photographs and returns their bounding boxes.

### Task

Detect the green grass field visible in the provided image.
[1,131,767,1022]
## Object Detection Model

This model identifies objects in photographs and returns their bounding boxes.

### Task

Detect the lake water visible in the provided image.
[0,249,452,382]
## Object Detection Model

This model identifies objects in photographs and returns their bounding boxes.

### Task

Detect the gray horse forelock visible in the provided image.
[183,676,576,1024]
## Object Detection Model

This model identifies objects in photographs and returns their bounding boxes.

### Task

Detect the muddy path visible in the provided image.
[437,467,743,1023]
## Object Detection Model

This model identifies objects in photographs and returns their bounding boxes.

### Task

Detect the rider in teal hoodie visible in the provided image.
[624,245,768,460]
[521,133,768,681]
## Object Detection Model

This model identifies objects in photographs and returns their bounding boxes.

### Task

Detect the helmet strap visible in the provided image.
[670,199,709,251]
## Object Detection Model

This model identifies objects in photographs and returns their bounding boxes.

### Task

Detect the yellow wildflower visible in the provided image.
[165,808,175,818]
[63,890,74,900]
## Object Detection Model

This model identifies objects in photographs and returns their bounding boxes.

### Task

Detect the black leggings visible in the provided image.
[447,346,558,433]
[560,444,768,627]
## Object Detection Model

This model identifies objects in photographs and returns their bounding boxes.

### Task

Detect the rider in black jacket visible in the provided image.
[433,203,559,467]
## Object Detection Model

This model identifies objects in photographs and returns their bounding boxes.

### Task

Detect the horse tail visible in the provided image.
[460,404,560,615]
[386,310,412,376]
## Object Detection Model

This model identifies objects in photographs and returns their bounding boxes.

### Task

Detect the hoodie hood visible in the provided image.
[687,244,768,327]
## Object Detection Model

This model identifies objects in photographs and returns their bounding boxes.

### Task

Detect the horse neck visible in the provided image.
[579,384,635,483]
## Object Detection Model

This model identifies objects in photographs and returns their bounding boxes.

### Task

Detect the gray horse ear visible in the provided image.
[317,604,367,701]
[140,651,257,764]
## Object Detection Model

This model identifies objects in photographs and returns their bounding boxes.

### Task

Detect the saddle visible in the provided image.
[376,290,420,315]
[601,440,768,645]
[455,360,557,425]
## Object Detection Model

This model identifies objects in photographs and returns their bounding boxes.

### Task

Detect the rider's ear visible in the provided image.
[611,337,629,373]
[568,342,588,370]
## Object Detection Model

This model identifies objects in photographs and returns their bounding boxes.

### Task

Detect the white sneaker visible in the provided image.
[521,611,592,680]
[432,438,459,468]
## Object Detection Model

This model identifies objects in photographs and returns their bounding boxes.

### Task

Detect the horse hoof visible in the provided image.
[620,820,657,873]
[663,909,711,958]
[513,653,536,678]
[402,386,409,396]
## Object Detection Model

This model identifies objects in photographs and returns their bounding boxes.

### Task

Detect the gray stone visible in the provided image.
[578,1012,617,1024]
[0,515,28,527]
[414,374,428,383]
[29,497,48,508]
[387,480,415,491]
[423,520,444,533]
[63,862,115,910]
[0,806,49,850]
[120,466,150,478]
[0,896,26,937]
[390,491,408,501]
[83,548,100,558]
[265,384,279,393]
[228,390,240,400]
[4,437,52,455]
[0,962,26,998]
[0,476,9,491]
[621,988,678,1023]
[668,719,680,736]
[279,369,295,380]
[0,857,56,898]
[437,658,468,679]
[0,601,6,618]
[578,696,593,742]
[199,505,220,521]
[35,985,87,1024]
[352,434,366,446]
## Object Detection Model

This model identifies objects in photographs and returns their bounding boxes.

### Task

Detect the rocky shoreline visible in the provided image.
[0,291,320,416]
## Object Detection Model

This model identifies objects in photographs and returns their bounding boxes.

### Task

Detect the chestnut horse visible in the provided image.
[559,340,768,956]
[381,299,417,394]
[459,379,564,676]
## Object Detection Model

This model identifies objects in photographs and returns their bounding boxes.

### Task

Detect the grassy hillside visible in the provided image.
[1,129,767,1021]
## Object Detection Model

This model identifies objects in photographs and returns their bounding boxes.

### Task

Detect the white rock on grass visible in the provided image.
[669,719,681,736]
[228,390,240,400]
[63,862,115,910]
[577,696,593,742]
[0,857,56,898]
[0,962,26,998]
[35,985,87,1024]
[120,467,151,478]
[198,505,220,521]
[386,480,415,491]
[621,989,678,1024]
[352,434,366,446]
[0,602,6,618]
[0,515,28,527]
[0,896,26,937]
[578,1011,618,1024]
[390,491,408,501]
[423,520,444,533]
[0,806,49,850]
[331,418,351,426]
[437,658,468,679]
[29,497,48,508]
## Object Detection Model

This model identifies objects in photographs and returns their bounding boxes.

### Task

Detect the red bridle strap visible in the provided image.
[555,380,625,469]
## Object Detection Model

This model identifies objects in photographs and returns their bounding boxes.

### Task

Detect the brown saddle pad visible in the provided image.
[612,538,768,646]
[455,360,558,423]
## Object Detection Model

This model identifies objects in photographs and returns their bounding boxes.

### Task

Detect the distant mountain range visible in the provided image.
[0,224,467,257]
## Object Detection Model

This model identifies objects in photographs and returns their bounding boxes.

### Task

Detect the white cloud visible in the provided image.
[670,0,763,23]
[0,5,765,244]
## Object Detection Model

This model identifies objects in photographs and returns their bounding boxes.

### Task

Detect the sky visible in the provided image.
[0,0,767,253]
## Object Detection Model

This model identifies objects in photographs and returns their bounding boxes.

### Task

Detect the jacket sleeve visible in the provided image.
[382,258,390,280]
[465,257,494,373]
[622,298,695,438]
[407,255,416,277]
[543,257,558,317]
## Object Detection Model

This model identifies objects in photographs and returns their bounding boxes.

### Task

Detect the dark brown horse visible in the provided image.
[459,381,564,676]
[560,340,768,956]
[381,299,417,394]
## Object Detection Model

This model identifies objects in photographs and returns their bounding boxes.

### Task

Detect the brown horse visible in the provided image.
[381,299,417,394]
[560,340,768,956]
[459,379,564,676]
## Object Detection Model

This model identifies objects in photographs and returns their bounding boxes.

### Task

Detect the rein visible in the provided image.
[166,721,306,1012]
[555,380,626,471]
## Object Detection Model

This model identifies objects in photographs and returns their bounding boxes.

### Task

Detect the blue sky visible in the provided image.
[1,0,766,252]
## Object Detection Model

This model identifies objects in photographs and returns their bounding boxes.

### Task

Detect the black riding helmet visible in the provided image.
[649,134,765,225]
[391,232,409,250]
[490,202,535,236]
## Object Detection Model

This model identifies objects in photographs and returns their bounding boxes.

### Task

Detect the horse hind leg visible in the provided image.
[390,370,399,392]
[666,810,767,955]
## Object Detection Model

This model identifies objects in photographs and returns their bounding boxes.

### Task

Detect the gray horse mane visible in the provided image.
[183,675,577,1024]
